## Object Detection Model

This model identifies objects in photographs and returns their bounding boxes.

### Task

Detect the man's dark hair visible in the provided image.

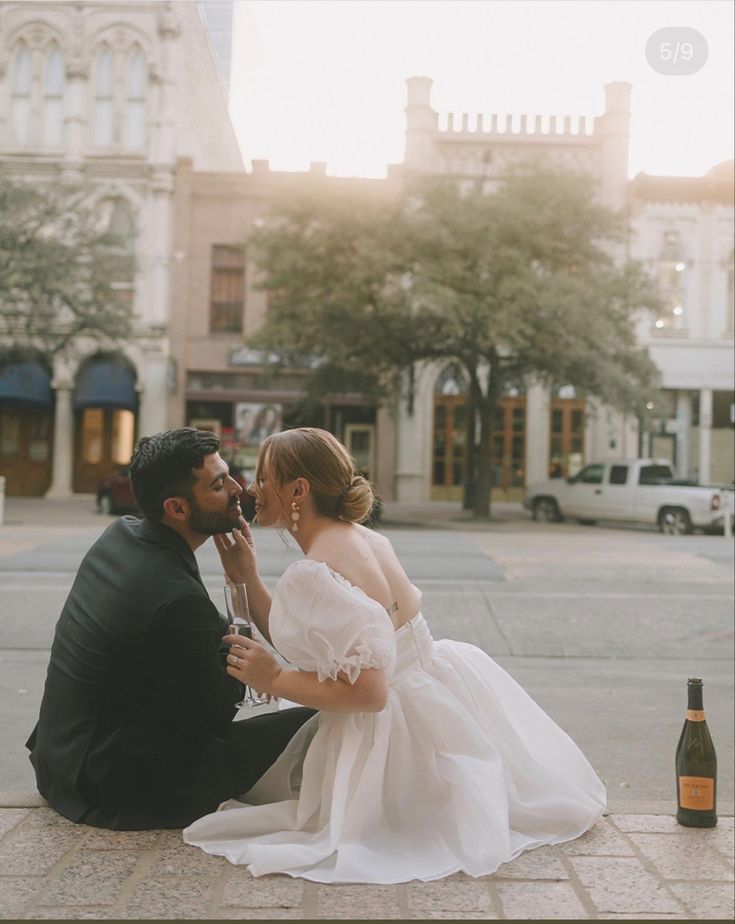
[129,428,220,521]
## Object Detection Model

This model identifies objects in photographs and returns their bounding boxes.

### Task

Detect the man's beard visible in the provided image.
[188,496,241,536]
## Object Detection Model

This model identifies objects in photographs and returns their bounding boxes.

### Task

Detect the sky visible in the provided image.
[228,0,734,179]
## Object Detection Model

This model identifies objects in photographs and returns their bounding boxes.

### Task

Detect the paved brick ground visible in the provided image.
[0,800,732,920]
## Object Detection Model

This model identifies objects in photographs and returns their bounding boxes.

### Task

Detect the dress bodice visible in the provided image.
[393,614,434,681]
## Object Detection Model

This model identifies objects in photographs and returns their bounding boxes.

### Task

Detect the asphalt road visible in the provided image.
[1,502,733,813]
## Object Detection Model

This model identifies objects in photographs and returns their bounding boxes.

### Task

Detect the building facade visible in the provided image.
[0,0,242,496]
[629,164,734,486]
[396,76,639,502]
[168,160,399,498]
[2,43,731,501]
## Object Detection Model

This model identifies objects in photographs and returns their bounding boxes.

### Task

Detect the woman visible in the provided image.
[184,428,606,883]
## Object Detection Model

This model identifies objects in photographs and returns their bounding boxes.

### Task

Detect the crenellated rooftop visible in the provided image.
[436,112,597,140]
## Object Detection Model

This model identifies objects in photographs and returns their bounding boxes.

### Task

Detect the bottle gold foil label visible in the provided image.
[686,709,705,721]
[679,776,714,810]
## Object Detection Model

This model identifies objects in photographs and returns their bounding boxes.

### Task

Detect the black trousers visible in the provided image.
[226,706,317,795]
[75,707,316,830]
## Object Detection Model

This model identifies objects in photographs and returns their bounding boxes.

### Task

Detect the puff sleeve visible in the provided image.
[269,560,397,684]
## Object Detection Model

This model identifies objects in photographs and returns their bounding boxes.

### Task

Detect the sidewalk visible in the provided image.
[0,795,733,920]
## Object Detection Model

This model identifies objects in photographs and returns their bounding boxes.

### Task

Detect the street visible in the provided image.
[1,497,733,813]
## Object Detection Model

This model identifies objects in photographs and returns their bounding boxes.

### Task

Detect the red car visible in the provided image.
[97,465,257,521]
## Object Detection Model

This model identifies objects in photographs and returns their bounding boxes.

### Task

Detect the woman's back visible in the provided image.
[307,522,422,630]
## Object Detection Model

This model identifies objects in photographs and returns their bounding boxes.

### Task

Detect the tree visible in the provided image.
[249,166,662,517]
[0,178,134,362]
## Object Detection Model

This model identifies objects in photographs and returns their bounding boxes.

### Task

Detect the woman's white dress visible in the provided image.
[184,559,606,884]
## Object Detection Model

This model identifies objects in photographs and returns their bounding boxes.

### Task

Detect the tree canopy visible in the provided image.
[0,178,134,362]
[249,165,662,516]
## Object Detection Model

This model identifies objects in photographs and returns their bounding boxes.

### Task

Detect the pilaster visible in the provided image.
[524,382,550,484]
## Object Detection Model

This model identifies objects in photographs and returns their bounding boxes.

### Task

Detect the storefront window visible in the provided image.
[81,408,104,464]
[111,409,135,464]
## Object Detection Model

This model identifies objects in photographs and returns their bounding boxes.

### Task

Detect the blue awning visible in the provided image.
[0,360,53,408]
[74,361,137,411]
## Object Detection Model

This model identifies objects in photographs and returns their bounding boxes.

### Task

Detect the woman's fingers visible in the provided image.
[224,633,258,649]
[214,533,234,553]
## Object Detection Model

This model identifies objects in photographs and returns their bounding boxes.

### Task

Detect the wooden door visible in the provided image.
[0,404,53,496]
[490,398,526,489]
[431,397,467,500]
[549,400,586,479]
[73,408,136,493]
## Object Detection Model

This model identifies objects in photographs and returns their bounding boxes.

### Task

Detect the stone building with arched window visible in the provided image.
[0,0,243,496]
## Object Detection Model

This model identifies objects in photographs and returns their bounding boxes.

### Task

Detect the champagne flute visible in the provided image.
[224,581,266,708]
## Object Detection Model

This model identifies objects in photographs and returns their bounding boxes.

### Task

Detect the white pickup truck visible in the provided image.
[524,459,734,535]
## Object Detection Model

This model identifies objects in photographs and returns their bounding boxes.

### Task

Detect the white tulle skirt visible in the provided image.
[184,616,606,883]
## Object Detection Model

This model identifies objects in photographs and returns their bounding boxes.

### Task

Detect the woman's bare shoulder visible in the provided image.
[353,523,391,548]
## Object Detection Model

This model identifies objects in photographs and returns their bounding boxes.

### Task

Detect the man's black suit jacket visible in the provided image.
[26,516,247,830]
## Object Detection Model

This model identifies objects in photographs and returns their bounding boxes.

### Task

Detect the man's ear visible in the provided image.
[162,496,190,522]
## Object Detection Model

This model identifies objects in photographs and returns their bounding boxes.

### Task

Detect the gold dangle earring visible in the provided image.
[290,500,301,533]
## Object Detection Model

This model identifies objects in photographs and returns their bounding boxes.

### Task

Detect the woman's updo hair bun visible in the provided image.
[336,474,374,524]
[257,427,376,524]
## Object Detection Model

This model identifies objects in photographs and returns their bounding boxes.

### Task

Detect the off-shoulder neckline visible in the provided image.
[283,558,422,631]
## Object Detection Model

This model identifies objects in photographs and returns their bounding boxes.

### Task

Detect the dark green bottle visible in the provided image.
[675,678,717,828]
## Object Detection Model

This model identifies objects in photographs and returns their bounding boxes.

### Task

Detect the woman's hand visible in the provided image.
[225,633,283,696]
[214,515,257,584]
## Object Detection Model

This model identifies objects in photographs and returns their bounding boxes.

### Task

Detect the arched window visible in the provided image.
[11,44,32,146]
[93,47,114,146]
[42,45,65,147]
[125,47,147,149]
[434,362,469,396]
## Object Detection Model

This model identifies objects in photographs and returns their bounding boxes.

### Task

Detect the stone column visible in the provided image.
[676,390,692,479]
[60,49,88,182]
[698,389,713,485]
[46,384,74,498]
[137,348,169,437]
[524,382,550,485]
[395,363,434,502]
[151,10,180,165]
[148,170,174,327]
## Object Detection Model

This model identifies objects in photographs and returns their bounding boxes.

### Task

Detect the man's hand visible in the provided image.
[214,516,257,584]
[224,633,283,696]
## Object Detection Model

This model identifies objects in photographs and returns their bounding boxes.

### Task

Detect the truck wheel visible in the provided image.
[533,497,562,523]
[658,507,692,536]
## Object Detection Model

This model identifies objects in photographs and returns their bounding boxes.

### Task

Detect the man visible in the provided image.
[26,428,314,830]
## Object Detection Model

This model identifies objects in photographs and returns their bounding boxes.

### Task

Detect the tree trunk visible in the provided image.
[462,392,477,510]
[473,397,495,518]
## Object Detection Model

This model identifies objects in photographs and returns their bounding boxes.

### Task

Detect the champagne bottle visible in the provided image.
[675,678,717,828]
